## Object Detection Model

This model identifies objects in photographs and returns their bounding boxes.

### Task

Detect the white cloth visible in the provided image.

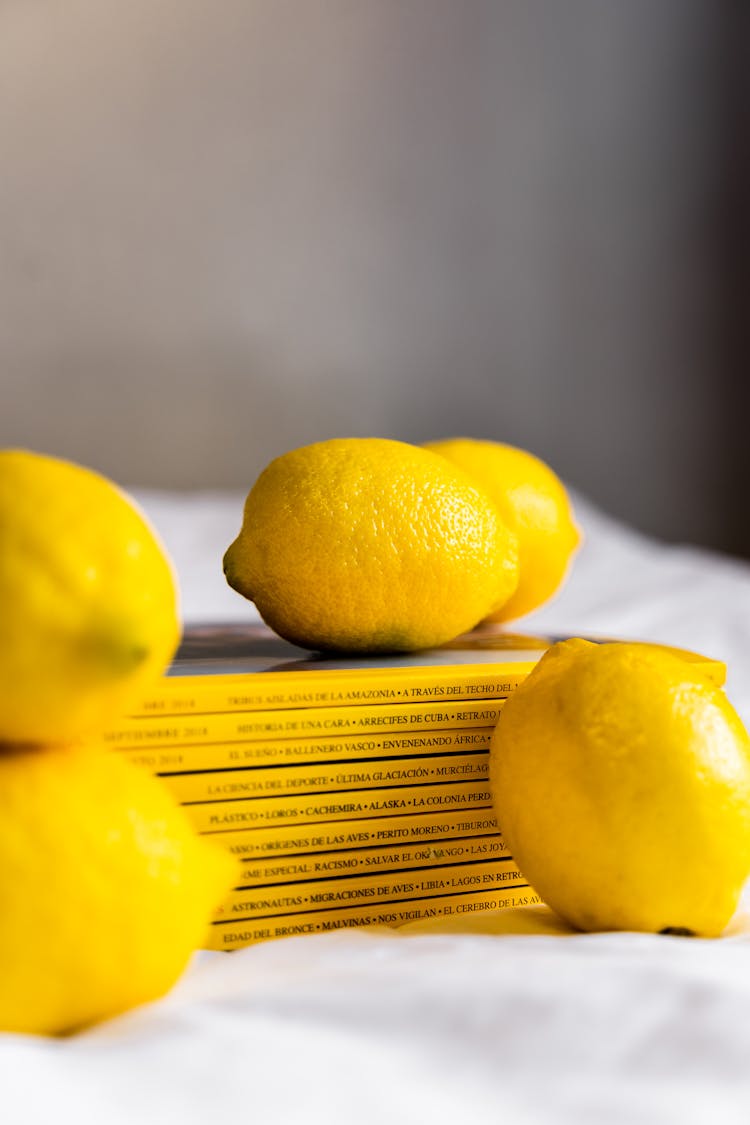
[5,489,750,1125]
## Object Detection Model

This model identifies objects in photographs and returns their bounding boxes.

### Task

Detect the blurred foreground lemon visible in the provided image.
[490,639,750,936]
[0,450,180,744]
[424,438,580,621]
[224,438,519,652]
[0,742,236,1035]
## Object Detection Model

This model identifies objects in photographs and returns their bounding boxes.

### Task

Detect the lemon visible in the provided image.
[0,450,180,744]
[0,741,236,1035]
[489,639,750,936]
[424,438,580,621]
[224,437,519,652]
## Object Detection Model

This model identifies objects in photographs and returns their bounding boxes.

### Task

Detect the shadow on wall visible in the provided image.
[1,0,747,554]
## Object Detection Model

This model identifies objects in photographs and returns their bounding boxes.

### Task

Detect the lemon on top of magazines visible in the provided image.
[0,742,236,1036]
[425,437,580,621]
[490,639,750,937]
[223,437,520,652]
[0,449,180,744]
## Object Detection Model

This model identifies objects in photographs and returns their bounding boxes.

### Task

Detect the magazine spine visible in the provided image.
[104,699,505,749]
[218,857,523,921]
[119,727,492,772]
[188,780,493,834]
[155,752,489,804]
[231,832,509,887]
[133,663,536,717]
[210,807,501,859]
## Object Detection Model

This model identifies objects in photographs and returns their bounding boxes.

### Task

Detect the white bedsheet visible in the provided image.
[5,489,750,1125]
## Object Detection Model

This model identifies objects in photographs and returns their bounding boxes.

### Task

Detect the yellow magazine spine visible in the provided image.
[119,727,492,772]
[217,857,522,921]
[103,698,504,749]
[212,807,501,859]
[232,832,509,887]
[186,779,493,834]
[156,752,489,804]
[132,663,536,717]
[205,885,543,949]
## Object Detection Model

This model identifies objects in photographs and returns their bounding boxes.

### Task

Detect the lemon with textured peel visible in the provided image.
[0,450,180,744]
[424,438,580,621]
[0,742,236,1035]
[490,639,750,936]
[224,438,519,652]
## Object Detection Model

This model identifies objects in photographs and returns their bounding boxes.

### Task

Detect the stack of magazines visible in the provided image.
[104,624,722,949]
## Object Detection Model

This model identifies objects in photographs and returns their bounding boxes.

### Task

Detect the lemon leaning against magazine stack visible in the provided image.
[490,638,750,937]
[0,450,235,1036]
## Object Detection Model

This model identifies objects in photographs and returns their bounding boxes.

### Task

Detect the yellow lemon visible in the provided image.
[0,450,180,744]
[0,742,236,1035]
[489,639,750,936]
[424,438,580,621]
[224,437,519,652]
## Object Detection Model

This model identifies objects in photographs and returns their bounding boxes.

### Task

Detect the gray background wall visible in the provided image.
[1,1,746,552]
